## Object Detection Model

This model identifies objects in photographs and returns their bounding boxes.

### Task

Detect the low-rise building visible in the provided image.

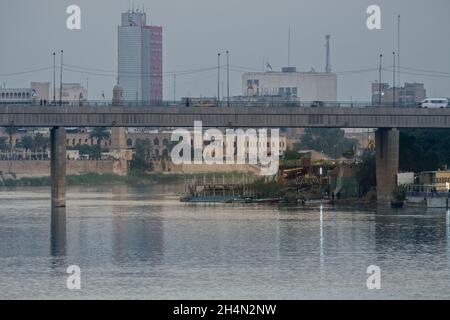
[417,170,450,191]
[242,67,337,102]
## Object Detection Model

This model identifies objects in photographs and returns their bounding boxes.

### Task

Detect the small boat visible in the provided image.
[390,201,404,208]
[253,198,280,204]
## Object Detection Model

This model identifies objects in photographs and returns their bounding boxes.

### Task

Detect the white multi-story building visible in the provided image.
[242,67,337,102]
[118,9,163,103]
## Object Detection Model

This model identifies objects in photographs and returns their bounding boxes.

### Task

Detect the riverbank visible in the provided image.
[0,172,179,187]
[0,171,255,187]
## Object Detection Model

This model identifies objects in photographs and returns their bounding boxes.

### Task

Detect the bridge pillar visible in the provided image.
[375,128,399,203]
[50,127,66,208]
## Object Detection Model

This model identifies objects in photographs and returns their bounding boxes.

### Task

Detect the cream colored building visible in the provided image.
[242,67,337,102]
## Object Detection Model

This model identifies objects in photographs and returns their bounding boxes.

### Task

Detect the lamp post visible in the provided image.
[379,54,383,107]
[59,50,63,106]
[226,50,230,107]
[217,53,221,106]
[53,52,56,105]
[393,51,396,108]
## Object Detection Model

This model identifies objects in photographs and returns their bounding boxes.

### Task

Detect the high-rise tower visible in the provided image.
[118,9,162,103]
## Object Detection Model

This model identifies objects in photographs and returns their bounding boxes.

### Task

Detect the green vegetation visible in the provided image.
[299,128,358,158]
[0,172,183,187]
[400,129,450,172]
[356,152,376,195]
[250,178,285,198]
[131,138,153,172]
[392,184,408,202]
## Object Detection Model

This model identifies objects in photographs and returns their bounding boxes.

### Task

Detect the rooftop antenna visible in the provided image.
[325,35,331,73]
[287,26,291,67]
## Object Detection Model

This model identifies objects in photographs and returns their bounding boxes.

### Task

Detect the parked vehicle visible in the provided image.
[420,98,448,108]
[311,101,325,108]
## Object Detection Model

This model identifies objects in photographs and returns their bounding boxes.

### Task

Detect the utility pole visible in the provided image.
[59,50,63,106]
[53,52,56,104]
[217,53,221,106]
[226,50,230,107]
[173,73,176,102]
[379,54,383,107]
[397,15,401,89]
[393,51,396,108]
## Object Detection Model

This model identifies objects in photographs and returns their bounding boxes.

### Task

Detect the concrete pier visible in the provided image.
[376,128,399,202]
[50,127,66,208]
[50,207,66,256]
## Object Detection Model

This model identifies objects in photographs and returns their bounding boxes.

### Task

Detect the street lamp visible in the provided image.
[53,52,56,105]
[393,51,396,108]
[226,50,230,107]
[379,54,383,107]
[60,50,64,106]
[217,53,221,106]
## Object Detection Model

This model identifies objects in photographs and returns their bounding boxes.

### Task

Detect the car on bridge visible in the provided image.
[420,98,449,108]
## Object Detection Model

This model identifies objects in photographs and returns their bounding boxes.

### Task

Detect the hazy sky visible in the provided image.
[1,0,449,101]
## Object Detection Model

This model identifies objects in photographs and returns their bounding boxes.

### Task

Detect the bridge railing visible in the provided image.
[0,100,421,108]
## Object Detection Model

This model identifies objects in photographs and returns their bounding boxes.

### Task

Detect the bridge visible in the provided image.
[2,104,450,207]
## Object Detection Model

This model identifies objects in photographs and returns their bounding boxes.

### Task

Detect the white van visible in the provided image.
[420,98,448,108]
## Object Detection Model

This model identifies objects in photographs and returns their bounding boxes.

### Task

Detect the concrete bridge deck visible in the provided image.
[1,105,450,128]
[1,104,447,207]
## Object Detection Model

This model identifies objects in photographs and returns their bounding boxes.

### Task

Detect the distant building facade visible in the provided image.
[118,9,163,103]
[242,67,337,102]
[0,87,34,104]
[0,82,87,105]
[371,82,426,106]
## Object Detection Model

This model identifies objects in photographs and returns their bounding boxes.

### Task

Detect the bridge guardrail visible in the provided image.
[0,100,422,108]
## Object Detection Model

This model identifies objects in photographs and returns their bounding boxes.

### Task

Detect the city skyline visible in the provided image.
[0,0,450,101]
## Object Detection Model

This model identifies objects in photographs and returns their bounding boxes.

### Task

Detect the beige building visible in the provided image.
[418,170,450,191]
[372,82,426,106]
[242,67,337,102]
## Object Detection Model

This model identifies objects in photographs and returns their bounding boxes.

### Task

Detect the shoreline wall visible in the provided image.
[0,160,128,178]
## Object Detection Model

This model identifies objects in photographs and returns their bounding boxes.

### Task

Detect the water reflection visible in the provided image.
[374,207,448,252]
[319,204,324,273]
[1,185,450,299]
[111,185,164,264]
[50,207,66,257]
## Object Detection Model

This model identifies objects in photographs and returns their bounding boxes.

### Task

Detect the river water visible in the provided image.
[0,184,449,299]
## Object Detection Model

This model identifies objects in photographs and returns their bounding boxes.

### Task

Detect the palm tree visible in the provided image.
[34,134,50,159]
[15,135,34,159]
[5,126,18,157]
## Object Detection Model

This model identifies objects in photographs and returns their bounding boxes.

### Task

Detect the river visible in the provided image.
[0,184,449,299]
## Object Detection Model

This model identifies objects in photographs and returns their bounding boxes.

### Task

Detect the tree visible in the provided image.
[132,139,153,172]
[399,129,450,172]
[0,137,8,151]
[299,128,358,158]
[356,152,376,195]
[34,134,50,159]
[5,126,18,154]
[16,135,34,153]
[89,127,111,148]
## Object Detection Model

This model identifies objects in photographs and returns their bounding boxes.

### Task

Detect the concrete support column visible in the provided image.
[50,127,66,208]
[376,128,399,202]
